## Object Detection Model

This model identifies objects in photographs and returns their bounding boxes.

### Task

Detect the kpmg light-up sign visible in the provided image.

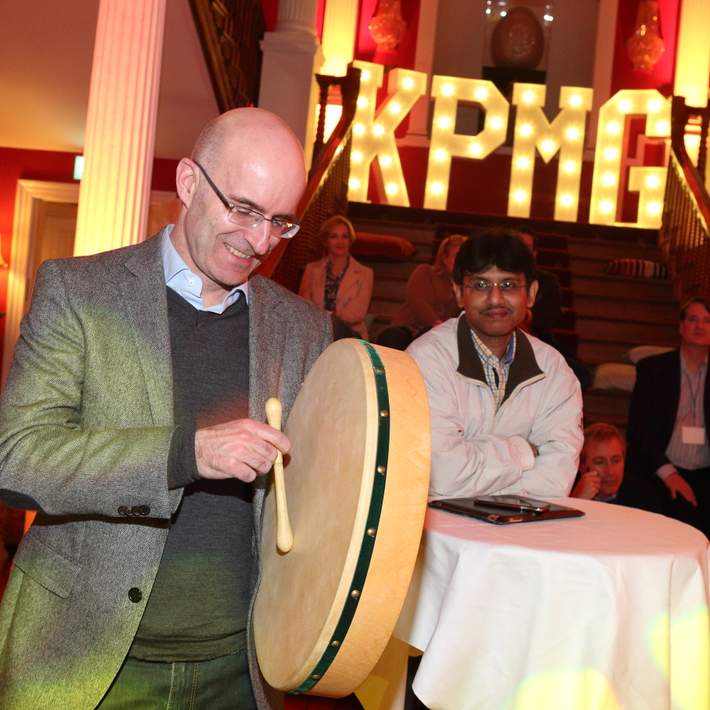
[348,60,670,228]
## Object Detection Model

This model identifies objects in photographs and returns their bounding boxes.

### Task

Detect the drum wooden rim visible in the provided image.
[254,338,430,695]
[293,341,390,693]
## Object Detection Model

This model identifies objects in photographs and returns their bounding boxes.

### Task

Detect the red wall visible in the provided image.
[610,0,681,96]
[354,0,420,69]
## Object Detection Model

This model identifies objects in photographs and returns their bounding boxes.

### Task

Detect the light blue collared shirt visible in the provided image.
[161,225,248,313]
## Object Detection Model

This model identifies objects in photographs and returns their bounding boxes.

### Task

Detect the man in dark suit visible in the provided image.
[623,298,710,535]
[0,109,332,709]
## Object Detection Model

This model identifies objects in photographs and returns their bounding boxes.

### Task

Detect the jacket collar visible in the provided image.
[456,314,544,404]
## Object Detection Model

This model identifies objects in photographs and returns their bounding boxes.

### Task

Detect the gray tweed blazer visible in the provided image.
[0,230,332,709]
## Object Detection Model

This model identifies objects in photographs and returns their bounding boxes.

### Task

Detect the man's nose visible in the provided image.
[486,284,505,303]
[246,221,273,256]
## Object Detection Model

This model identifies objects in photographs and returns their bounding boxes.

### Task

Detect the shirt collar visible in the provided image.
[680,348,708,374]
[470,328,516,367]
[161,225,248,313]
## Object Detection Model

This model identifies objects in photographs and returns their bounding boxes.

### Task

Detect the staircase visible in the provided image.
[348,203,679,433]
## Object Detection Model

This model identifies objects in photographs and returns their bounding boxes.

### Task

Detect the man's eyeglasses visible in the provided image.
[464,278,526,293]
[193,160,300,239]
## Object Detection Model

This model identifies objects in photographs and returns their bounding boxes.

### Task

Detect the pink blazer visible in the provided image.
[299,257,374,339]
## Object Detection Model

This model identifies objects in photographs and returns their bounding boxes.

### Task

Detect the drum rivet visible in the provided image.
[311,674,321,680]
[350,589,361,599]
[376,465,386,474]
[374,367,384,374]
[380,409,389,417]
[367,528,377,537]
[330,640,340,648]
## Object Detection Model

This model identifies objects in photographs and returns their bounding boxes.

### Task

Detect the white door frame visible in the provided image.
[2,180,176,385]
[2,180,80,385]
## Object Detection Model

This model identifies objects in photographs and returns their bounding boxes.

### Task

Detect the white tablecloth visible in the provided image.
[392,498,710,710]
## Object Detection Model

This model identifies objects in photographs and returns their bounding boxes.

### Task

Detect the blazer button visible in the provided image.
[131,505,150,516]
[117,506,130,516]
[128,587,143,603]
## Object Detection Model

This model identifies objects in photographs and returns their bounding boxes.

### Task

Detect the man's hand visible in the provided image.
[195,419,290,482]
[664,471,697,506]
[571,470,600,500]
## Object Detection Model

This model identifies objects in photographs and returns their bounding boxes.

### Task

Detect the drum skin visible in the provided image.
[254,339,430,696]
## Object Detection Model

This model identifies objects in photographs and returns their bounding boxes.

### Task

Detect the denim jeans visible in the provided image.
[97,650,257,710]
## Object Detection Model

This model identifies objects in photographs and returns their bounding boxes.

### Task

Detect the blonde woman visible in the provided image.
[299,215,374,339]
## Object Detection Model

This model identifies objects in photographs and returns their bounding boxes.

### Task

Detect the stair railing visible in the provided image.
[659,97,710,303]
[189,0,265,110]
[258,66,360,293]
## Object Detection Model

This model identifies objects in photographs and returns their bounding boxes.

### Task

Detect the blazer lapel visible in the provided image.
[248,276,286,423]
[116,231,173,426]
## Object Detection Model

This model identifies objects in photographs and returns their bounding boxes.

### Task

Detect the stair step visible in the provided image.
[568,238,663,261]
[584,389,632,417]
[536,248,570,269]
[534,233,569,251]
[544,266,572,287]
[576,316,678,343]
[572,273,674,301]
[560,287,575,308]
[578,335,676,364]
[583,389,631,432]
[361,261,419,281]
[573,294,678,323]
[558,308,576,330]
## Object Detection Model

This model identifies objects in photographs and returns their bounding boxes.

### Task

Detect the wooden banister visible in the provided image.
[258,66,361,291]
[660,97,710,303]
[189,0,265,110]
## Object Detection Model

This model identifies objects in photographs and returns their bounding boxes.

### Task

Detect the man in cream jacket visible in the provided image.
[407,230,583,499]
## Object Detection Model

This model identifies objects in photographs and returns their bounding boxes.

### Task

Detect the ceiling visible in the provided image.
[0,0,219,158]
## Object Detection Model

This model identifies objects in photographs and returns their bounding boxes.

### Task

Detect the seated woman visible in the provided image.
[377,234,466,350]
[299,215,374,339]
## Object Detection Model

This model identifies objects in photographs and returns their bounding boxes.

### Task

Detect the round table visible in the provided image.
[387,498,710,710]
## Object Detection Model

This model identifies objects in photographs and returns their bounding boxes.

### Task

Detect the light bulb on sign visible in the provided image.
[508,83,592,221]
[590,89,670,227]
[348,61,427,206]
[425,76,509,210]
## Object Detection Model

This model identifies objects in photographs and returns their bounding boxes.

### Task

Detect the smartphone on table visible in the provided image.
[473,495,550,514]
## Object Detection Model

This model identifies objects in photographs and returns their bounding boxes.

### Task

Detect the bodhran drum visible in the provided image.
[254,338,430,697]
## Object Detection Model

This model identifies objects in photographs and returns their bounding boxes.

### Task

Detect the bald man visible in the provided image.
[0,109,332,709]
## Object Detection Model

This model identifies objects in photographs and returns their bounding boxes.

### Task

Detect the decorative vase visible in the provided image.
[490,6,545,69]
[626,0,665,72]
[368,0,407,52]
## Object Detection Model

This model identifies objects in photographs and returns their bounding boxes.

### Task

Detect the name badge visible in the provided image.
[682,426,706,445]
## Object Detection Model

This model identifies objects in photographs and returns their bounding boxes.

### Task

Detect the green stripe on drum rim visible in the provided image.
[291,340,390,694]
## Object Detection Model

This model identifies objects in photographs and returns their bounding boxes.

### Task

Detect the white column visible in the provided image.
[399,0,438,147]
[321,0,359,76]
[674,0,710,108]
[589,0,619,149]
[259,0,322,167]
[74,0,166,256]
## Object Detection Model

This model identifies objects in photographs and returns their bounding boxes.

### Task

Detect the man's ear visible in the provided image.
[526,279,539,308]
[453,283,464,309]
[176,158,198,208]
